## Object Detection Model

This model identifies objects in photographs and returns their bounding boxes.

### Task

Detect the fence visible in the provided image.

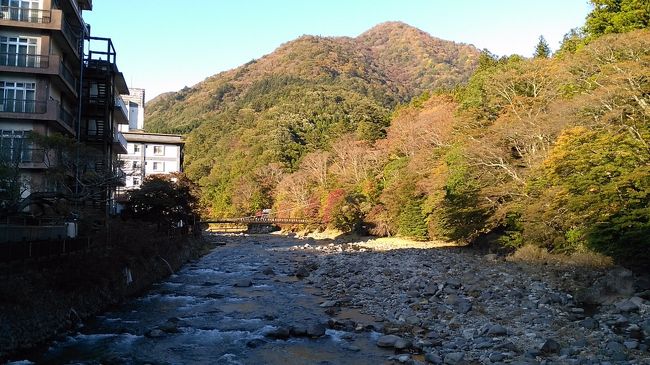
[0,237,91,263]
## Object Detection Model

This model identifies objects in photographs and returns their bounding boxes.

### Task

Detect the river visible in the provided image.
[21,233,394,365]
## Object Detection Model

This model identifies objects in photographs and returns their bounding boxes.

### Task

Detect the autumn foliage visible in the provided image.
[146,5,649,263]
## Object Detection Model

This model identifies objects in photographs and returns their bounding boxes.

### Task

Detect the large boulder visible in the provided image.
[575,267,635,306]
[377,334,404,348]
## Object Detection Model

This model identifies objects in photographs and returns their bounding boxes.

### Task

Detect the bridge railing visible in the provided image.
[202,217,318,225]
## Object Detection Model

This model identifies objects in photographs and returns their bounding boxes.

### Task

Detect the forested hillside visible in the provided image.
[147,2,649,263]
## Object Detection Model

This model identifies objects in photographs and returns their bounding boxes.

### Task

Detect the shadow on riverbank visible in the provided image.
[0,221,212,362]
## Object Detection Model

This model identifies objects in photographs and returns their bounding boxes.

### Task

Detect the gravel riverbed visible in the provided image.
[287,235,650,365]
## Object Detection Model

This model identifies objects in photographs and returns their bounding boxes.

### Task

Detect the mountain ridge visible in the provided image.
[145,22,480,134]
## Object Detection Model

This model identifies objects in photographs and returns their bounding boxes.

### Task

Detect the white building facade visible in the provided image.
[117,88,183,190]
[120,132,183,189]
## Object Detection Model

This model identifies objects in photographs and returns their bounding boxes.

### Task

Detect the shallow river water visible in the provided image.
[25,234,393,365]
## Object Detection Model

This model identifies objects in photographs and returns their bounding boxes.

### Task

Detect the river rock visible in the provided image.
[233,279,252,287]
[484,254,499,262]
[455,299,472,314]
[246,338,266,348]
[295,265,310,278]
[307,323,327,338]
[488,352,505,362]
[261,267,275,276]
[443,352,464,364]
[320,300,338,308]
[425,352,442,364]
[624,340,638,349]
[159,322,180,334]
[266,326,291,340]
[579,318,599,330]
[394,337,412,350]
[540,338,561,354]
[575,267,635,305]
[290,324,308,336]
[377,334,403,348]
[487,324,507,336]
[145,328,165,338]
[615,299,639,313]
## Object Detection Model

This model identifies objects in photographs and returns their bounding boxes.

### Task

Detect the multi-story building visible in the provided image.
[0,0,128,214]
[116,88,184,191]
[120,131,184,188]
[119,86,143,132]
[80,36,129,207]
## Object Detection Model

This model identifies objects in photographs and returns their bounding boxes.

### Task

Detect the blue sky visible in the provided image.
[84,0,592,101]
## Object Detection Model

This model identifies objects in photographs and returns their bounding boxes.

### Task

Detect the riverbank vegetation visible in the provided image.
[146,0,649,264]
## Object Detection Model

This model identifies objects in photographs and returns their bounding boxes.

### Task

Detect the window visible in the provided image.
[131,160,141,169]
[87,119,105,136]
[152,145,164,155]
[132,177,140,186]
[0,130,35,163]
[133,144,141,153]
[0,36,38,67]
[152,161,163,171]
[1,0,42,22]
[0,81,36,113]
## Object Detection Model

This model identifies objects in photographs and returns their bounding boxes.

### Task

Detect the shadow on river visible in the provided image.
[23,233,395,365]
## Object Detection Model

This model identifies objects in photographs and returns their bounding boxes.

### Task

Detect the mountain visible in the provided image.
[145,22,479,134]
[143,22,480,217]
[358,22,479,94]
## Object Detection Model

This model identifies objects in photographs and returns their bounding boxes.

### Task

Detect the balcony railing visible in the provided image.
[0,53,49,69]
[0,147,45,164]
[0,6,52,23]
[0,99,47,114]
[113,131,128,154]
[0,99,76,131]
[62,17,81,49]
[59,60,77,89]
[58,106,76,129]
[114,95,129,124]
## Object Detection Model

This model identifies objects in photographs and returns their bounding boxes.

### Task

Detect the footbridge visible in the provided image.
[201,217,317,225]
[201,217,319,232]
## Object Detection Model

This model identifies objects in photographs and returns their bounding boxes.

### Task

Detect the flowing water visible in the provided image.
[23,234,393,364]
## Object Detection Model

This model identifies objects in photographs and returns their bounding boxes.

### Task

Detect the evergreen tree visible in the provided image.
[585,0,650,39]
[533,35,551,58]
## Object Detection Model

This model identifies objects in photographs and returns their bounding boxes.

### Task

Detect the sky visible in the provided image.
[84,0,593,102]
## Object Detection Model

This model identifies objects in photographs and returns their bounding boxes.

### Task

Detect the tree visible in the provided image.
[330,135,379,186]
[300,151,330,187]
[2,133,127,217]
[556,28,587,56]
[0,151,25,216]
[125,173,200,229]
[585,0,650,39]
[397,198,428,240]
[321,188,365,232]
[533,36,551,58]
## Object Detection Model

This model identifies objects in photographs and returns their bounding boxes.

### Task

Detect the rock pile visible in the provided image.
[293,241,650,364]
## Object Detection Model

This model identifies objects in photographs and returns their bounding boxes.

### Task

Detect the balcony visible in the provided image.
[113,131,127,154]
[53,0,91,26]
[114,167,126,187]
[0,7,81,58]
[0,6,51,23]
[0,53,78,96]
[0,99,76,134]
[58,58,78,94]
[0,53,49,69]
[114,95,128,124]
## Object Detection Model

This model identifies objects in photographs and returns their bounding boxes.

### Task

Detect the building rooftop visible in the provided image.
[122,131,184,144]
